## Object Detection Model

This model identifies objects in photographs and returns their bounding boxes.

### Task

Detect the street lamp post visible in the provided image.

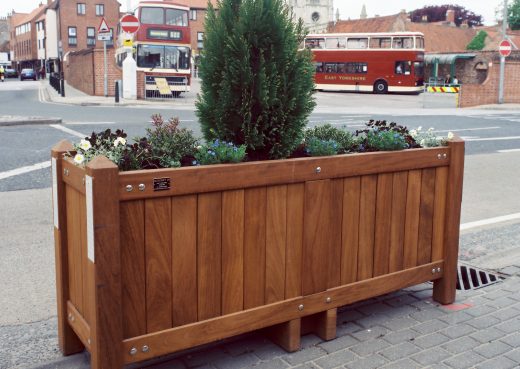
[499,0,508,104]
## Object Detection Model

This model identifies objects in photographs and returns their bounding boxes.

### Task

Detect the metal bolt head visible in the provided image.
[64,169,69,176]
[432,268,436,274]
[326,297,332,304]
[138,184,146,191]
[142,345,149,353]
[437,267,441,273]
[129,347,137,355]
[87,338,91,345]
[443,153,447,159]
[126,185,133,192]
[298,304,304,311]
[82,177,85,185]
[315,167,321,174]
[68,313,73,320]
[437,154,442,159]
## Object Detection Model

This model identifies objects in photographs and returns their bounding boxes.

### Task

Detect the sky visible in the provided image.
[1,0,505,26]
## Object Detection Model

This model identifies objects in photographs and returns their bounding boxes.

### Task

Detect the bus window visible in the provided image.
[414,62,424,77]
[337,63,346,73]
[141,7,164,25]
[347,38,368,49]
[393,37,413,49]
[324,63,337,73]
[305,38,325,49]
[415,37,424,49]
[166,9,188,26]
[315,62,323,73]
[137,44,164,67]
[345,62,367,74]
[395,61,411,75]
[369,37,391,49]
[325,37,346,49]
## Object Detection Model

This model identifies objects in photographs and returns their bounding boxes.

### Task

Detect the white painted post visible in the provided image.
[122,53,137,99]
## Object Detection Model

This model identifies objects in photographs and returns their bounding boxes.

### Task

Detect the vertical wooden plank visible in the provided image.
[66,186,83,314]
[389,172,408,273]
[303,180,332,295]
[265,185,287,304]
[434,138,465,304]
[222,190,244,314]
[171,195,198,326]
[341,177,360,285]
[197,192,222,320]
[285,183,304,299]
[80,194,93,327]
[357,175,377,281]
[432,167,448,262]
[403,170,422,269]
[417,168,436,265]
[52,141,84,355]
[86,157,123,369]
[328,179,343,289]
[145,198,172,332]
[244,187,266,309]
[120,201,146,338]
[373,174,393,277]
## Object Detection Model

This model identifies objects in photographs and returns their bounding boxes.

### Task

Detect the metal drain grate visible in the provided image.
[456,263,503,291]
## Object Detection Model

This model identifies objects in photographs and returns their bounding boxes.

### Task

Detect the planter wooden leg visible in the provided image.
[265,318,301,352]
[52,141,84,355]
[302,308,337,341]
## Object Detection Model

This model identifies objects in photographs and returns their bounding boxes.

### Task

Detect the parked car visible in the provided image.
[20,69,36,81]
[4,68,18,78]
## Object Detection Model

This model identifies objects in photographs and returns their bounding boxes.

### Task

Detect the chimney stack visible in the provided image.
[446,9,455,26]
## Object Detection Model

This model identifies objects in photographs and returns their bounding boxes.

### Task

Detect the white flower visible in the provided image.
[79,139,91,151]
[196,145,203,150]
[428,127,434,132]
[113,137,127,147]
[73,154,85,165]
[410,129,417,138]
[447,132,454,140]
[420,139,426,147]
[417,126,422,131]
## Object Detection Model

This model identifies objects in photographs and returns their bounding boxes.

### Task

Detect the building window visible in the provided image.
[96,4,104,16]
[197,32,204,49]
[87,27,96,46]
[190,9,197,20]
[68,27,77,46]
[38,40,41,49]
[77,3,86,15]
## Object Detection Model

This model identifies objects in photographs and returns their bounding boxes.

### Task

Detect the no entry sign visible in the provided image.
[499,39,512,57]
[120,14,140,33]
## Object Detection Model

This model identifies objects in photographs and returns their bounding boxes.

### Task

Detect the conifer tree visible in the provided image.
[196,0,316,160]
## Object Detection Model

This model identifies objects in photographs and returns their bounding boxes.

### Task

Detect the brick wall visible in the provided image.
[459,51,520,107]
[66,47,122,96]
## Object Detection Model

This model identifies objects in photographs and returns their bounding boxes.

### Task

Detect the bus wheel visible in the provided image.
[374,80,388,94]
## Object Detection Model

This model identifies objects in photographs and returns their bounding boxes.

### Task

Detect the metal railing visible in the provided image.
[49,73,61,93]
[144,75,189,100]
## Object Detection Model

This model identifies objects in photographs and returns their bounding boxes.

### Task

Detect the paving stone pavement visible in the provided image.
[17,268,520,369]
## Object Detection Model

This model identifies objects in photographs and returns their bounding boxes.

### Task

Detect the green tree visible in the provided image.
[466,30,488,50]
[509,0,520,30]
[196,0,316,160]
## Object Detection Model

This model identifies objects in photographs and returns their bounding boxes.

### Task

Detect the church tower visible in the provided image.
[285,0,334,33]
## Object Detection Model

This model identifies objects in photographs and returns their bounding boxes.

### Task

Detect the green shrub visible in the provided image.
[304,124,358,153]
[466,30,487,50]
[366,130,408,151]
[196,0,316,160]
[356,120,416,152]
[194,140,247,165]
[305,138,340,156]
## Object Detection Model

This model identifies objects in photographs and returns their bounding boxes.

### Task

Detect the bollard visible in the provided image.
[115,81,119,103]
[60,79,65,97]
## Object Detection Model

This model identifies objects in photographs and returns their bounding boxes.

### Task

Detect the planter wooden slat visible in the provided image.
[341,176,360,284]
[244,187,267,309]
[197,192,222,320]
[120,201,146,338]
[374,173,393,277]
[418,168,436,265]
[53,140,465,369]
[358,175,377,280]
[62,159,86,195]
[285,184,304,299]
[266,185,287,304]
[432,167,449,261]
[171,195,198,326]
[389,172,408,273]
[403,170,422,268]
[145,198,173,332]
[222,190,245,314]
[303,180,333,295]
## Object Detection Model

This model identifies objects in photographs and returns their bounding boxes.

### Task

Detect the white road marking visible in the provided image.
[461,213,520,231]
[49,124,86,138]
[497,148,520,153]
[464,136,520,142]
[434,127,500,133]
[0,161,51,180]
[67,121,116,125]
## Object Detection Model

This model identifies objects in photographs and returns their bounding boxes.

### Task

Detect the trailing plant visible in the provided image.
[410,127,454,147]
[194,140,247,165]
[196,0,316,160]
[304,124,358,153]
[305,138,340,157]
[356,120,419,151]
[71,129,132,168]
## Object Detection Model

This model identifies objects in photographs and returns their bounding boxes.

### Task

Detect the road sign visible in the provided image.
[120,14,140,33]
[123,39,133,47]
[98,34,111,41]
[98,17,110,34]
[499,39,512,57]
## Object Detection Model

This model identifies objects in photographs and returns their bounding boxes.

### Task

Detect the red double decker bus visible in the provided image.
[305,32,425,94]
[117,0,191,98]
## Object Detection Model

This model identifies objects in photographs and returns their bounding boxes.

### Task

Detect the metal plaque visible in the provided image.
[153,177,171,191]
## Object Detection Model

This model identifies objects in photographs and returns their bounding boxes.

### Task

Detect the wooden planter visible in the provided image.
[52,138,464,369]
